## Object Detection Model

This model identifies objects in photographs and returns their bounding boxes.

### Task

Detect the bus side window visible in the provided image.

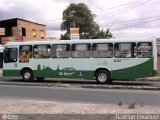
[52,44,70,58]
[114,43,136,58]
[92,43,113,58]
[72,44,91,58]
[19,45,32,59]
[33,45,51,59]
[137,42,152,58]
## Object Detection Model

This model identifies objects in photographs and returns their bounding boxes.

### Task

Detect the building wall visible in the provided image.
[17,19,46,41]
[0,18,46,68]
[0,19,46,43]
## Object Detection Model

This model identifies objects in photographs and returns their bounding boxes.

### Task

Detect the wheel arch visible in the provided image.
[94,68,111,78]
[20,67,33,75]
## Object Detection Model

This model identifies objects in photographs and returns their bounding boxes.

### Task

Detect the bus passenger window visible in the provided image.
[52,44,70,58]
[33,45,51,59]
[72,44,91,58]
[114,43,136,58]
[92,43,113,58]
[19,45,32,59]
[137,42,152,58]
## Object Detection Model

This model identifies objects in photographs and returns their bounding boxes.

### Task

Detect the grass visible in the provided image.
[128,102,136,109]
[118,101,122,106]
[156,72,160,77]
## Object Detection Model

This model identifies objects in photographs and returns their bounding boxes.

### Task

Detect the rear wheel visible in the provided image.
[22,69,33,81]
[36,77,45,81]
[96,70,111,84]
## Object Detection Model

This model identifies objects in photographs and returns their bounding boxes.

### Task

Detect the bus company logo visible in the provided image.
[2,114,8,120]
[79,72,84,77]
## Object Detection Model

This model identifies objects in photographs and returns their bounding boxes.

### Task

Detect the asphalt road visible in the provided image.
[0,84,160,106]
[1,76,160,87]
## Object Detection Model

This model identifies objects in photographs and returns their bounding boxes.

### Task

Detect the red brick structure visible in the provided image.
[0,18,46,43]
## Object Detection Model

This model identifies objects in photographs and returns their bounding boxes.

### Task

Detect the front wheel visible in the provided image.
[96,70,111,84]
[22,69,33,81]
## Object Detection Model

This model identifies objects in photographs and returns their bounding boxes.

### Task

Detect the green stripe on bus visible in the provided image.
[111,58,154,79]
[33,70,94,79]
[3,69,94,79]
[3,70,21,77]
[3,58,155,80]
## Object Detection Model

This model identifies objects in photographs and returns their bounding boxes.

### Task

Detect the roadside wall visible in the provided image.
[158,56,160,71]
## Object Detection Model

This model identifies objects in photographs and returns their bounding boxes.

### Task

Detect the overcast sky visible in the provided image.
[0,0,160,39]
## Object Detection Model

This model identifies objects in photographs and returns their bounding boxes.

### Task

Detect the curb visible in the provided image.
[81,85,160,90]
[0,81,160,90]
[0,81,70,88]
[136,77,160,81]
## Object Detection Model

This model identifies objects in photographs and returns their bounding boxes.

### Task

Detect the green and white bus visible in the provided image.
[3,38,157,84]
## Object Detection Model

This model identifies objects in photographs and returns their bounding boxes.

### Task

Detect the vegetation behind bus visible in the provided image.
[61,3,112,39]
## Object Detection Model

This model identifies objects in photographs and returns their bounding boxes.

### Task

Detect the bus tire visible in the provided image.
[36,77,45,81]
[96,70,110,84]
[22,69,33,81]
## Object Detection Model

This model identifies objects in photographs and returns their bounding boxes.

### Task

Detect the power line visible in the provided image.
[25,0,149,24]
[15,15,160,30]
[13,0,152,26]
[100,17,160,29]
[96,0,149,17]
[40,0,148,23]
[102,15,160,26]
[93,0,145,13]
[16,15,160,31]
[102,19,160,28]
[119,18,160,29]
[96,0,152,21]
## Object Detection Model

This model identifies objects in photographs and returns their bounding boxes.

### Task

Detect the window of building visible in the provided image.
[114,43,136,58]
[52,44,70,58]
[72,44,91,58]
[33,45,51,59]
[22,27,26,36]
[40,30,44,38]
[92,43,113,58]
[19,45,32,59]
[32,29,36,38]
[137,42,152,58]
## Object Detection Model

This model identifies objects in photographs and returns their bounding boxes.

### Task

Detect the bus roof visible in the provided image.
[5,38,155,46]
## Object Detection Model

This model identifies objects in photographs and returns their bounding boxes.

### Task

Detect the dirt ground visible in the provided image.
[0,98,160,114]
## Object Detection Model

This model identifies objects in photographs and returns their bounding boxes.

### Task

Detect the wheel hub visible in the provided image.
[98,73,107,82]
[24,72,31,80]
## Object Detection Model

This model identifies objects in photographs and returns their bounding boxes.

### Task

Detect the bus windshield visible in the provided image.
[4,48,18,63]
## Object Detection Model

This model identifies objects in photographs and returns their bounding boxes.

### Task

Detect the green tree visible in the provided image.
[92,28,113,39]
[61,3,112,39]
